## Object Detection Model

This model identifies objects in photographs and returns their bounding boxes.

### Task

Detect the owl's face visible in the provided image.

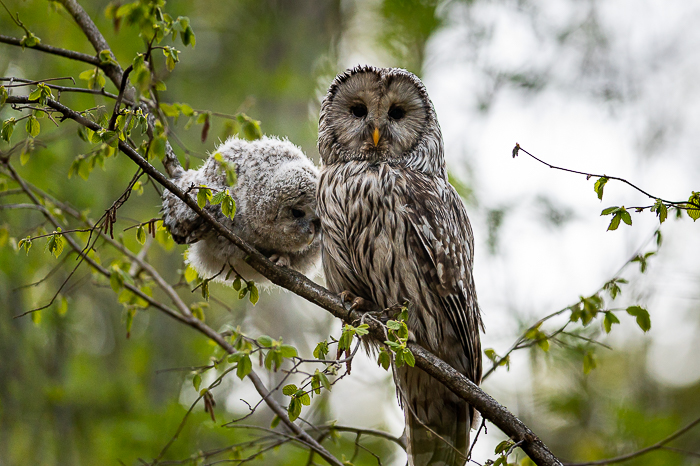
[319,66,444,174]
[253,167,320,254]
[274,193,320,252]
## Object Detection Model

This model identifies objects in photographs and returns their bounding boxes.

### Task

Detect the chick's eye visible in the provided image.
[291,208,306,219]
[350,104,368,118]
[388,105,406,120]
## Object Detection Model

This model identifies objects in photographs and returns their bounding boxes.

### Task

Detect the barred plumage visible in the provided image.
[317,66,483,466]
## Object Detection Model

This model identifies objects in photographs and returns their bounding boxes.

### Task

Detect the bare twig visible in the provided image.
[0,34,101,67]
[563,415,700,466]
[513,144,699,208]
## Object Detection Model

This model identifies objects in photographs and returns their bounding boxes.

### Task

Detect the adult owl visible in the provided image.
[162,136,321,285]
[317,66,482,466]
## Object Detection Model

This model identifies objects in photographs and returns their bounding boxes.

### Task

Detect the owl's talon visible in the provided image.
[339,291,377,313]
[269,253,291,267]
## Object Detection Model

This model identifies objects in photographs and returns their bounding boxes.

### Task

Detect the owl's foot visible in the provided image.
[339,290,384,316]
[269,253,291,267]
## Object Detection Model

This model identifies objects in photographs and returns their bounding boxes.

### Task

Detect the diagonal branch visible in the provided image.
[4,93,563,465]
[3,152,342,466]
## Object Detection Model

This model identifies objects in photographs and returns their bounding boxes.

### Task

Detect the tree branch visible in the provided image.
[3,94,563,465]
[2,148,342,466]
[512,144,699,208]
[55,0,123,88]
[0,34,101,67]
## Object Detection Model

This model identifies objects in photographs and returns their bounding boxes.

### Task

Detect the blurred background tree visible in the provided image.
[1,0,699,465]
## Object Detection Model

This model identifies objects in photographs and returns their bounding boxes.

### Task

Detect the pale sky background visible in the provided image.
[215,1,700,463]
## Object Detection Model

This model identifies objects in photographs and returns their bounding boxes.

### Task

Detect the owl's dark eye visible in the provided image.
[291,208,306,219]
[388,105,406,120]
[350,104,368,118]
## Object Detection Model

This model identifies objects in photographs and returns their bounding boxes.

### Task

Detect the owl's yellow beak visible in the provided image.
[372,127,380,146]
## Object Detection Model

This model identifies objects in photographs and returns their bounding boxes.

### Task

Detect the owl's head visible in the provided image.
[266,164,320,254]
[318,65,444,176]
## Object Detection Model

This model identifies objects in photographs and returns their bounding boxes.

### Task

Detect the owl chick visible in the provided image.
[162,136,321,285]
[317,66,483,466]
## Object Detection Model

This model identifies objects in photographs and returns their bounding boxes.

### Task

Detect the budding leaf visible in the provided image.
[687,192,700,221]
[594,176,608,200]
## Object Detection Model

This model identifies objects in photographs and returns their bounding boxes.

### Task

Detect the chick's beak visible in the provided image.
[372,127,380,146]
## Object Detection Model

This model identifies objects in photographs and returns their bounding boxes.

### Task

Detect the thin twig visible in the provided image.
[0,34,101,67]
[513,144,698,208]
[563,415,700,466]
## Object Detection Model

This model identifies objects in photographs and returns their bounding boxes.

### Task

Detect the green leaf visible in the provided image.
[222,195,235,219]
[311,371,322,395]
[495,440,514,454]
[98,49,118,65]
[1,118,16,142]
[210,190,226,205]
[313,340,329,360]
[607,212,622,231]
[160,102,180,117]
[232,277,241,291]
[0,86,7,105]
[257,335,274,348]
[282,384,298,396]
[236,354,252,380]
[28,87,43,102]
[18,236,32,254]
[403,348,415,366]
[620,209,632,226]
[184,265,198,283]
[150,135,167,160]
[110,268,124,293]
[378,350,391,370]
[594,176,608,200]
[26,116,40,138]
[386,320,402,330]
[20,32,41,48]
[601,206,619,215]
[197,187,211,208]
[536,338,550,352]
[136,225,146,244]
[270,415,281,429]
[626,306,651,332]
[288,397,301,421]
[603,312,620,333]
[687,192,700,221]
[193,373,202,392]
[583,351,597,374]
[355,323,369,336]
[318,372,331,391]
[248,282,259,305]
[651,199,668,224]
[279,344,297,359]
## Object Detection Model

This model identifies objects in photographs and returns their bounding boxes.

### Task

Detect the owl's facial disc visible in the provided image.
[325,69,430,163]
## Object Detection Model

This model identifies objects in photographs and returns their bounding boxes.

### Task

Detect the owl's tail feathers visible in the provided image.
[406,401,470,466]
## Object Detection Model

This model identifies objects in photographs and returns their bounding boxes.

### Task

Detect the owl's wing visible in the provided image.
[405,176,482,382]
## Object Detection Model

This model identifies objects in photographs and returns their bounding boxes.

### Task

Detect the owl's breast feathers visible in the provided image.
[318,161,482,383]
